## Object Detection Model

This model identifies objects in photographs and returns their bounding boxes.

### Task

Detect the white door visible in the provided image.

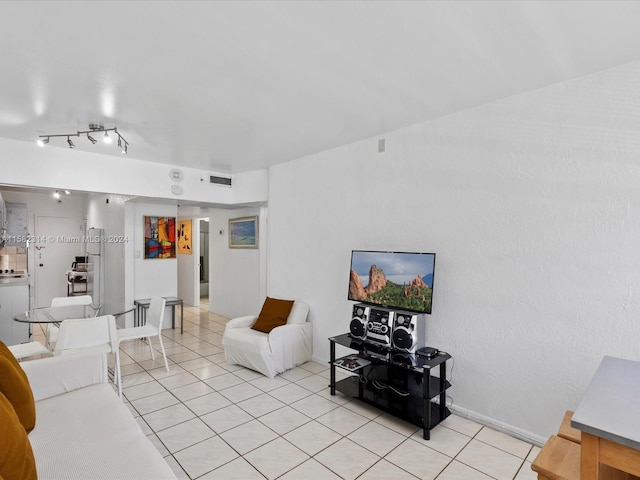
[34,216,84,308]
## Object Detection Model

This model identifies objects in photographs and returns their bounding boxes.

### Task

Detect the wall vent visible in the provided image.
[210,175,232,186]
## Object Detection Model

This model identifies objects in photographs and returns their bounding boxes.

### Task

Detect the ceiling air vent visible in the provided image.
[210,175,232,186]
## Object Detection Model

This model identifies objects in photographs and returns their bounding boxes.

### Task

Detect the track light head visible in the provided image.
[37,137,49,147]
[87,134,97,144]
[103,131,112,144]
[67,137,75,148]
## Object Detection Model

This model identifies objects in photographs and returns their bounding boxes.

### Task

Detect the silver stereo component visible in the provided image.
[391,311,425,354]
[349,304,369,340]
[365,308,394,348]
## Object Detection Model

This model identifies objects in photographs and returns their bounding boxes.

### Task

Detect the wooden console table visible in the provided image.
[571,356,640,479]
[134,296,184,334]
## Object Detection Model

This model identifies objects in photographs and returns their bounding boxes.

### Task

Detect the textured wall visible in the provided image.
[209,206,265,319]
[268,60,640,443]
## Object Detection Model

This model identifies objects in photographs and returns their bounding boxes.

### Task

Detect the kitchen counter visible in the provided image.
[0,277,30,286]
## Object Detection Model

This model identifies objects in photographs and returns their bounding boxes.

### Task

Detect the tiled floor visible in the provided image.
[33,299,540,479]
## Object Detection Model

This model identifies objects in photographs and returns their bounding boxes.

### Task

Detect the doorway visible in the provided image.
[34,216,84,308]
[199,218,209,300]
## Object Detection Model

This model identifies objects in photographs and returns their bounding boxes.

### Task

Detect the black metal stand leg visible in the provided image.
[423,367,431,440]
[439,362,447,422]
[330,340,336,395]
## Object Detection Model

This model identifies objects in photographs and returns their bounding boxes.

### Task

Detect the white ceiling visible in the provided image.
[1,1,640,174]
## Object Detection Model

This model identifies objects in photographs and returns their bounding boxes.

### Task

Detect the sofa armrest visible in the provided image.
[20,352,108,402]
[269,322,313,365]
[226,315,257,329]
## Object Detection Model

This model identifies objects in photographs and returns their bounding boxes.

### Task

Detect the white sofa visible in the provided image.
[222,301,311,378]
[21,352,176,479]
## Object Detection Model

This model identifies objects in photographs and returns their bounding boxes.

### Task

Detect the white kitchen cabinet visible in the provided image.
[0,283,29,345]
[5,202,27,246]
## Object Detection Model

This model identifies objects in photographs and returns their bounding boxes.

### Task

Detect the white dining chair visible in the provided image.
[7,341,52,361]
[54,314,122,397]
[46,295,97,349]
[117,296,169,373]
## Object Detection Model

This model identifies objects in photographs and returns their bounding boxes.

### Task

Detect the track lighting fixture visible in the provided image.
[37,123,129,154]
[117,136,128,154]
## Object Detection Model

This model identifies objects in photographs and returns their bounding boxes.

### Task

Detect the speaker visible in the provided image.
[365,308,394,348]
[391,312,425,353]
[349,304,369,340]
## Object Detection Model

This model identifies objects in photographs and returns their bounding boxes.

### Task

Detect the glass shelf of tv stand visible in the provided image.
[329,333,452,440]
[330,333,451,371]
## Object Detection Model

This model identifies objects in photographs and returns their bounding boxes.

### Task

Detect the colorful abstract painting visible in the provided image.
[144,216,176,259]
[177,219,192,254]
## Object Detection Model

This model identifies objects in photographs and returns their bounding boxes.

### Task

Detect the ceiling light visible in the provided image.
[36,124,130,153]
[64,190,71,195]
[53,191,60,199]
[117,132,128,154]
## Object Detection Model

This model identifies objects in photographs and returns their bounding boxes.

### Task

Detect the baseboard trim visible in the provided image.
[449,404,547,447]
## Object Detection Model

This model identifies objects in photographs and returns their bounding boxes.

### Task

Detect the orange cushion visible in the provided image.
[251,297,295,334]
[0,391,37,480]
[0,342,36,432]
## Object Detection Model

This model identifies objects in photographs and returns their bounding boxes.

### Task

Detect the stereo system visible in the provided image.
[349,304,369,340]
[349,303,425,353]
[391,311,425,354]
[365,308,394,348]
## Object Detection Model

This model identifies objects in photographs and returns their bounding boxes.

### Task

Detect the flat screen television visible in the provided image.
[348,250,435,314]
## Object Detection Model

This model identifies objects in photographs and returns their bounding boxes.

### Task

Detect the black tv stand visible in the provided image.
[329,333,451,440]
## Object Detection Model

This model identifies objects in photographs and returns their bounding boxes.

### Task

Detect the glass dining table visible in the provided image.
[14,302,135,325]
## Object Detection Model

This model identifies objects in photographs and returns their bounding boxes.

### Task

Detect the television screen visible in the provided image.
[348,250,435,314]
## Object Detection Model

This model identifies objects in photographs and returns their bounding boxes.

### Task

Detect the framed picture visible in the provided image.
[229,216,258,249]
[177,219,192,254]
[144,216,176,259]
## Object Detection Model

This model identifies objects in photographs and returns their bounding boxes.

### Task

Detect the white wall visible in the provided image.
[124,201,178,327]
[0,139,268,207]
[177,207,202,307]
[209,206,266,318]
[267,60,640,444]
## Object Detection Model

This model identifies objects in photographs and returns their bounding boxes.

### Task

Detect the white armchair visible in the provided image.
[222,300,311,378]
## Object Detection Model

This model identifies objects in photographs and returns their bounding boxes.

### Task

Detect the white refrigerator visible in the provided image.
[86,227,104,308]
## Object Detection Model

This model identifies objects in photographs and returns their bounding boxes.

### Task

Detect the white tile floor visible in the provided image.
[32,300,541,479]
